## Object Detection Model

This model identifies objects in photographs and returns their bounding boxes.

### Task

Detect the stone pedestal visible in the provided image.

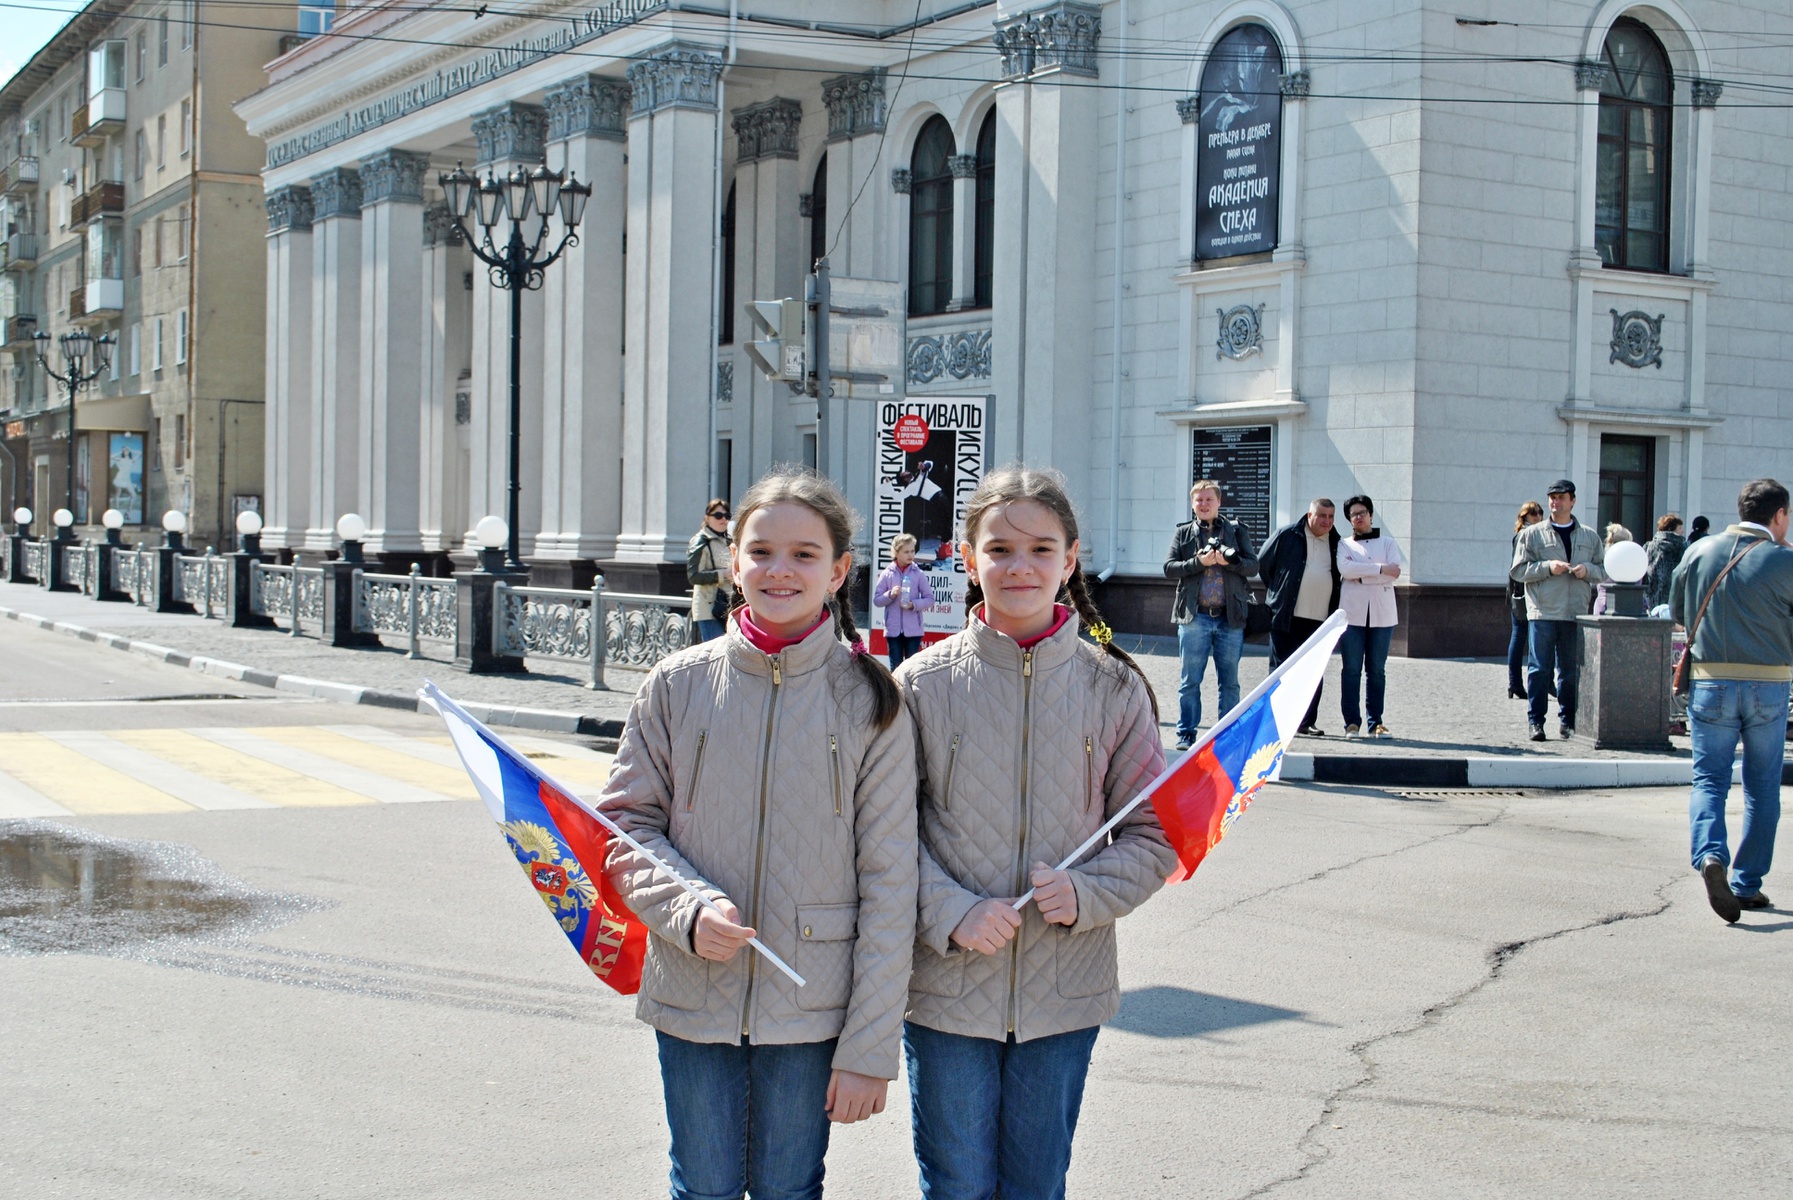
[155,545,195,614]
[96,538,129,602]
[323,559,381,647]
[1576,614,1674,750]
[47,533,76,592]
[454,567,527,673]
[232,548,277,628]
[6,533,30,583]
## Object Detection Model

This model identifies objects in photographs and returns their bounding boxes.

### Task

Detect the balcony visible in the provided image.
[2,314,37,350]
[71,89,126,147]
[71,180,125,226]
[70,279,124,324]
[2,233,37,272]
[0,155,39,195]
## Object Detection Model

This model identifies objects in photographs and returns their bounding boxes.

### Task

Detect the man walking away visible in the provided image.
[1258,498,1341,736]
[1164,480,1259,750]
[1669,479,1793,923]
[1645,514,1687,611]
[1511,480,1607,741]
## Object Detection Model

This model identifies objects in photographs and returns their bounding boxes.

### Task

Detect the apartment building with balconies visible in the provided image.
[0,0,287,549]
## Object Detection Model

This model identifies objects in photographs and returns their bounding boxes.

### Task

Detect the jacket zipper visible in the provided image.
[684,731,708,812]
[829,733,843,817]
[942,733,961,811]
[1007,647,1034,1036]
[1085,735,1094,814]
[741,653,782,1040]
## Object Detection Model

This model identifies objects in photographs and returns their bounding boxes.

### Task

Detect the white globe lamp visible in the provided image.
[1605,540,1647,584]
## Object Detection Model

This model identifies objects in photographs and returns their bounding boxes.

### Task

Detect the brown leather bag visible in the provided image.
[1674,538,1763,695]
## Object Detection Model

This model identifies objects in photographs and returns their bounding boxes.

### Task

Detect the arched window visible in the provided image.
[719,181,735,345]
[908,116,954,317]
[809,153,827,273]
[1596,19,1671,272]
[1194,23,1284,260]
[973,111,995,309]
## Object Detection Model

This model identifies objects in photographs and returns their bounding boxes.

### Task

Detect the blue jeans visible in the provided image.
[1339,624,1393,728]
[696,618,726,643]
[887,634,922,668]
[906,1022,1100,1200]
[1176,613,1244,742]
[1507,608,1529,694]
[1527,619,1581,727]
[1688,679,1788,898]
[656,1033,835,1200]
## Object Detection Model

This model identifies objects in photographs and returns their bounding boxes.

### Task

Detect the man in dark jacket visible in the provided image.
[1256,498,1342,735]
[1164,480,1260,750]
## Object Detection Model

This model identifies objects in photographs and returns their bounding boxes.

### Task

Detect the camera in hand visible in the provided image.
[1200,536,1237,560]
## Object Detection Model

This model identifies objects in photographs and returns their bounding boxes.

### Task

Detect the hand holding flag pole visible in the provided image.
[1012,610,1348,909]
[421,682,806,989]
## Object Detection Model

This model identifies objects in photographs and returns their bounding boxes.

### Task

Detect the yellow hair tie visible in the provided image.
[1089,622,1114,646]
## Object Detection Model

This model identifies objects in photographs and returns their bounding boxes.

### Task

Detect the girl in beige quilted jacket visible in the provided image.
[599,467,919,1200]
[894,466,1176,1200]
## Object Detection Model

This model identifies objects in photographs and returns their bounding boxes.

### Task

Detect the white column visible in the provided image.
[946,152,977,310]
[356,150,430,556]
[261,185,312,552]
[617,44,725,564]
[733,97,805,486]
[306,167,361,551]
[419,204,473,553]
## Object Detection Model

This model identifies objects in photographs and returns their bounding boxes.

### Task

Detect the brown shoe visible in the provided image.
[1738,892,1773,911]
[1701,857,1741,923]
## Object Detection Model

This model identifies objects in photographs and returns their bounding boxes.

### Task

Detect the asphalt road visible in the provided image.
[2,624,1788,1198]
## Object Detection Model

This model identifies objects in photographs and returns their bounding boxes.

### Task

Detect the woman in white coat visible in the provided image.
[1337,494,1404,738]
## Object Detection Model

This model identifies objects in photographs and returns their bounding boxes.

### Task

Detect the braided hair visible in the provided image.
[960,465,1159,722]
[730,465,902,731]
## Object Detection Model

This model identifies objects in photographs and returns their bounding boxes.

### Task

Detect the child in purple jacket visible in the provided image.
[873,533,937,668]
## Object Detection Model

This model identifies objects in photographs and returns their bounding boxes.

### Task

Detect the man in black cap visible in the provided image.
[1510,479,1608,741]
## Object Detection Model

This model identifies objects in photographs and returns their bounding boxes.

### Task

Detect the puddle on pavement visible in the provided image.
[0,822,320,956]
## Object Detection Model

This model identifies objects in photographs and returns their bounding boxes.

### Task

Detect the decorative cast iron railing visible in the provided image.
[115,547,156,606]
[353,565,458,658]
[1,536,10,579]
[494,581,693,689]
[64,543,100,595]
[21,539,48,585]
[174,550,230,618]
[250,561,325,636]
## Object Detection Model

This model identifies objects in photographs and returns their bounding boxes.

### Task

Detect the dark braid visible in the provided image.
[1063,566,1159,723]
[832,595,902,730]
[961,577,984,626]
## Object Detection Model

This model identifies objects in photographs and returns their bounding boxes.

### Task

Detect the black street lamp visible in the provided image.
[35,329,115,522]
[438,160,592,572]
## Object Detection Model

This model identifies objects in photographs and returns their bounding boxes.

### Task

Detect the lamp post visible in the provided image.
[34,329,115,522]
[438,160,591,572]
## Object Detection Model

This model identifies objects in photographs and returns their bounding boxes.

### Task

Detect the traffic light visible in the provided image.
[743,298,807,384]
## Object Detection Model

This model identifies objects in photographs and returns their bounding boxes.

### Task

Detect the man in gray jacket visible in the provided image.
[1669,479,1793,922]
[1511,479,1608,741]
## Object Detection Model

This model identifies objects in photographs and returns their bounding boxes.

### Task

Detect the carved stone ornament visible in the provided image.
[798,192,814,218]
[308,168,363,220]
[1280,70,1312,99]
[1216,303,1266,361]
[1691,77,1724,109]
[993,2,1102,80]
[471,101,547,166]
[1574,59,1612,92]
[1175,96,1201,125]
[1609,309,1665,369]
[716,360,733,404]
[907,329,993,385]
[544,76,630,142]
[732,97,803,163]
[422,202,464,247]
[627,43,725,117]
[358,149,430,205]
[265,185,313,233]
[891,168,913,195]
[948,154,978,180]
[454,390,472,426]
[821,70,887,143]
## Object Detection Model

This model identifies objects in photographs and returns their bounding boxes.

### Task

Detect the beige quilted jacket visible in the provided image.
[598,619,919,1079]
[895,611,1174,1042]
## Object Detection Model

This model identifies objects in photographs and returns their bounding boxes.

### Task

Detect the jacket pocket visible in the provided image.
[641,933,711,1011]
[683,730,709,812]
[939,733,962,812]
[829,734,844,817]
[909,942,966,998]
[795,902,858,1012]
[1055,925,1118,1001]
[1084,735,1097,816]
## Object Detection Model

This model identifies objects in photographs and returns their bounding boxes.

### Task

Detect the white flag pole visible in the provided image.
[421,683,807,988]
[1011,609,1348,910]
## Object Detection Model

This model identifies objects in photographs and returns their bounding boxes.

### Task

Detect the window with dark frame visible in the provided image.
[718,181,735,345]
[1596,19,1672,273]
[973,110,995,310]
[907,115,955,317]
[1598,434,1656,539]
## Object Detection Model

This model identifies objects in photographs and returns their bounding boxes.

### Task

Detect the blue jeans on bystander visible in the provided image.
[1688,679,1788,899]
[1176,612,1244,744]
[905,1021,1100,1200]
[1507,608,1529,694]
[1527,619,1581,727]
[656,1032,835,1200]
[1339,623,1394,728]
[695,618,726,644]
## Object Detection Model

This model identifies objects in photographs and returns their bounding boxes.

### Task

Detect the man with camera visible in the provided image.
[1165,480,1260,751]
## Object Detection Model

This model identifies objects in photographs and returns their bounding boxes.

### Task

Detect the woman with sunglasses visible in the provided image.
[687,499,734,642]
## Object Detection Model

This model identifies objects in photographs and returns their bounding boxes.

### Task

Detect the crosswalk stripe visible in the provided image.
[0,732,193,814]
[321,725,467,771]
[109,729,371,808]
[190,728,459,805]
[0,765,74,818]
[42,732,276,811]
[250,726,474,798]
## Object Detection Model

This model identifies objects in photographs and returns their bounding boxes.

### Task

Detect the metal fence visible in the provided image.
[354,565,459,658]
[494,581,692,689]
[251,561,326,636]
[174,550,231,618]
[64,543,100,596]
[1,536,9,579]
[115,547,156,606]
[21,539,47,585]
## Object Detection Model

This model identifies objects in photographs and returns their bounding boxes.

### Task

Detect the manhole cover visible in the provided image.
[0,822,318,956]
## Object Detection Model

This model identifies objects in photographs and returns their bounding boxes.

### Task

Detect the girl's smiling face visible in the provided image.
[731,502,850,640]
[963,499,1078,643]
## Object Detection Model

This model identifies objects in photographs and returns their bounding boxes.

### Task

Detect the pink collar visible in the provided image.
[737,609,831,654]
[976,603,1073,649]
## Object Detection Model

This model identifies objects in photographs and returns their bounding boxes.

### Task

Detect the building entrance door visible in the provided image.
[1598,435,1655,538]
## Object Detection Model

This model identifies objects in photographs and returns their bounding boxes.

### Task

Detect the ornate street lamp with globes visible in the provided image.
[438,160,592,571]
[34,328,115,522]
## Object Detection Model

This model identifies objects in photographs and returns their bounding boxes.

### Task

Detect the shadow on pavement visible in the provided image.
[1108,985,1304,1039]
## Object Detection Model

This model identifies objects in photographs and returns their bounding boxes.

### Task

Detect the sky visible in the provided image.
[2,1,89,95]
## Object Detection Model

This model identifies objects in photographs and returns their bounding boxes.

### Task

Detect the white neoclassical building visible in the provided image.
[236,0,1793,653]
